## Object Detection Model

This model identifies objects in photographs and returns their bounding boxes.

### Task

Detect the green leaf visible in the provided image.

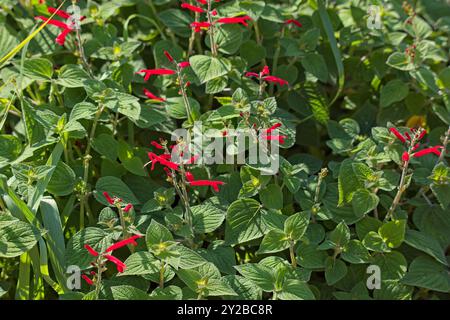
[47,161,76,196]
[363,231,390,253]
[284,212,310,242]
[225,198,265,245]
[189,55,231,84]
[278,279,315,300]
[404,230,448,266]
[121,252,160,276]
[328,222,351,248]
[351,189,379,217]
[379,219,406,249]
[338,159,363,205]
[259,184,283,210]
[296,243,328,269]
[402,256,450,293]
[222,275,262,300]
[373,251,407,280]
[146,220,173,247]
[380,80,409,108]
[110,285,149,300]
[21,58,53,81]
[95,176,140,206]
[204,278,237,297]
[257,229,290,254]
[341,240,371,264]
[212,24,243,55]
[56,64,90,88]
[386,52,415,71]
[234,264,275,292]
[158,9,192,38]
[301,53,329,82]
[192,203,225,234]
[325,257,348,286]
[0,217,41,258]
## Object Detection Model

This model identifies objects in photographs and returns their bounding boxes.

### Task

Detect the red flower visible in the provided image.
[35,16,72,45]
[263,76,289,86]
[81,275,94,286]
[151,141,164,149]
[196,0,207,4]
[104,254,126,273]
[389,127,406,143]
[191,21,211,32]
[417,129,427,141]
[189,180,225,192]
[264,135,287,144]
[136,68,176,81]
[266,123,282,134]
[181,2,205,13]
[84,244,99,257]
[412,143,420,151]
[285,19,302,28]
[164,50,174,62]
[123,204,133,213]
[245,66,289,87]
[143,88,165,102]
[185,154,199,165]
[178,61,191,68]
[412,146,443,158]
[185,171,195,182]
[148,152,179,171]
[106,235,142,252]
[103,191,115,205]
[217,15,252,26]
[211,9,218,16]
[48,7,86,21]
[402,151,410,162]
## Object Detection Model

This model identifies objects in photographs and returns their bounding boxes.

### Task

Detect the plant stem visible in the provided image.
[117,206,129,240]
[94,257,103,300]
[289,241,297,268]
[188,9,200,56]
[438,125,450,163]
[177,65,193,123]
[80,104,104,229]
[386,129,422,220]
[206,0,218,56]
[159,260,166,288]
[269,26,285,95]
[312,168,328,223]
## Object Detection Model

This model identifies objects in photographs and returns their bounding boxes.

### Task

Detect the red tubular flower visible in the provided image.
[263,76,289,86]
[245,72,259,78]
[404,132,411,141]
[265,135,287,144]
[103,191,115,205]
[151,141,164,149]
[104,254,126,273]
[35,16,69,29]
[261,66,270,76]
[47,7,86,21]
[191,21,211,32]
[181,2,205,13]
[148,152,179,171]
[217,15,252,26]
[389,127,406,143]
[178,61,190,68]
[266,123,282,134]
[81,275,94,286]
[106,235,142,252]
[402,152,410,162]
[84,244,99,257]
[412,146,443,158]
[123,204,133,213]
[412,143,420,151]
[55,28,71,46]
[417,129,427,141]
[211,9,218,16]
[196,0,207,4]
[285,19,302,27]
[185,171,195,182]
[163,50,174,62]
[189,180,225,192]
[143,89,165,102]
[136,68,176,81]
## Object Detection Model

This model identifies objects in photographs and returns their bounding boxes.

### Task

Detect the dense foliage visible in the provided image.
[0,0,449,300]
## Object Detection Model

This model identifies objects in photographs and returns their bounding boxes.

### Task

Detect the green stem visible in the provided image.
[94,258,103,300]
[438,125,450,163]
[289,241,297,268]
[159,260,166,288]
[206,0,218,56]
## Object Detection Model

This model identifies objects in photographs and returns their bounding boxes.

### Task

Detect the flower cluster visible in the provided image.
[136,51,190,102]
[102,191,133,213]
[35,6,85,46]
[82,234,142,285]
[389,127,443,162]
[147,141,225,193]
[245,65,289,87]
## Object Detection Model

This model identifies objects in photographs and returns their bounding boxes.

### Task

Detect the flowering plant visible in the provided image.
[0,0,449,301]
